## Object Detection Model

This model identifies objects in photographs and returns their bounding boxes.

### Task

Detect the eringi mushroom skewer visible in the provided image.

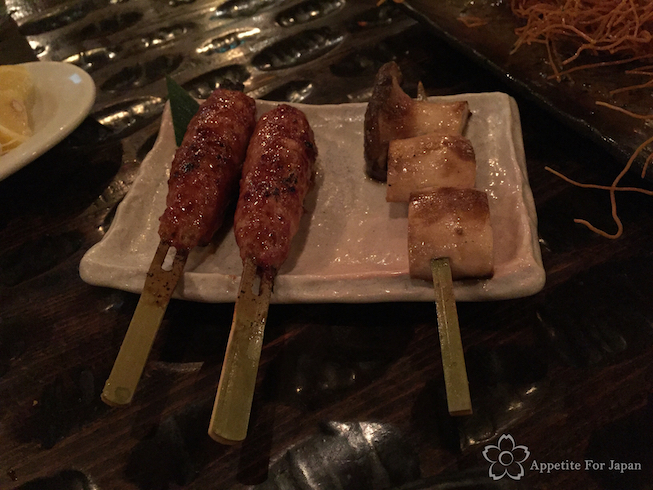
[209,103,317,444]
[408,187,494,416]
[101,88,256,406]
[364,61,490,416]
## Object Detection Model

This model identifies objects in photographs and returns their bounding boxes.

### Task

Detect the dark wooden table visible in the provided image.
[2,2,653,489]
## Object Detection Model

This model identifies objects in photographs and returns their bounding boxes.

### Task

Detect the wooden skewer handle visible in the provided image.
[208,258,273,444]
[101,242,187,406]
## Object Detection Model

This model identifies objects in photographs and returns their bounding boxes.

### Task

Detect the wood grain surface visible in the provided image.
[2,3,653,489]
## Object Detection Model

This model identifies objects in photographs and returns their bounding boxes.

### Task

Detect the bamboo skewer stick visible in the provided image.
[430,257,472,416]
[208,257,273,444]
[101,241,188,406]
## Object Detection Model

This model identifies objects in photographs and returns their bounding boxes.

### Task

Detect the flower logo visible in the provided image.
[482,434,530,481]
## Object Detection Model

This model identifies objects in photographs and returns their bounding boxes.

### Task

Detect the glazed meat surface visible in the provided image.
[234,104,317,273]
[159,89,256,250]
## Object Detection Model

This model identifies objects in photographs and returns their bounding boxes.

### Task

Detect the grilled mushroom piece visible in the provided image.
[386,133,476,202]
[408,187,494,281]
[363,61,470,181]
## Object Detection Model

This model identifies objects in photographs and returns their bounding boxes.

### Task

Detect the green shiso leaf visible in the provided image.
[166,76,200,147]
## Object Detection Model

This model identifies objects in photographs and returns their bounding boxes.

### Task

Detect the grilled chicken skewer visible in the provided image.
[209,104,317,444]
[101,89,256,406]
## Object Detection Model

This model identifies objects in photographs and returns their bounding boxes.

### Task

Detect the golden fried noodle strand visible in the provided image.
[545,133,653,239]
[511,0,653,238]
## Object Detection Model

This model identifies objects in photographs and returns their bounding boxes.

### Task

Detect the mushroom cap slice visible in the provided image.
[364,61,470,181]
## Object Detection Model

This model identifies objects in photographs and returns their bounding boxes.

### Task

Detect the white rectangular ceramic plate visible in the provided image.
[80,93,545,303]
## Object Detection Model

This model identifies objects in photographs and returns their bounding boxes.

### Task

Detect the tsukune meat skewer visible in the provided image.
[209,104,317,444]
[101,89,256,406]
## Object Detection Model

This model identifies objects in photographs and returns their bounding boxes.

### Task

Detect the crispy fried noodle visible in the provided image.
[511,0,653,238]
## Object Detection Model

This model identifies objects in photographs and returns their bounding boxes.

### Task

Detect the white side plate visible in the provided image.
[80,93,545,303]
[0,61,96,181]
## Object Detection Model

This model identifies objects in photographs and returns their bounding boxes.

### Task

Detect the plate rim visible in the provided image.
[80,93,546,303]
[0,61,96,181]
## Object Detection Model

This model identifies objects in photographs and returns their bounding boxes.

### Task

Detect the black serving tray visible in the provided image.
[402,0,653,182]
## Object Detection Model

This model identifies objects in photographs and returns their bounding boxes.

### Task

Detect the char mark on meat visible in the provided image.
[234,104,317,274]
[159,89,257,251]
